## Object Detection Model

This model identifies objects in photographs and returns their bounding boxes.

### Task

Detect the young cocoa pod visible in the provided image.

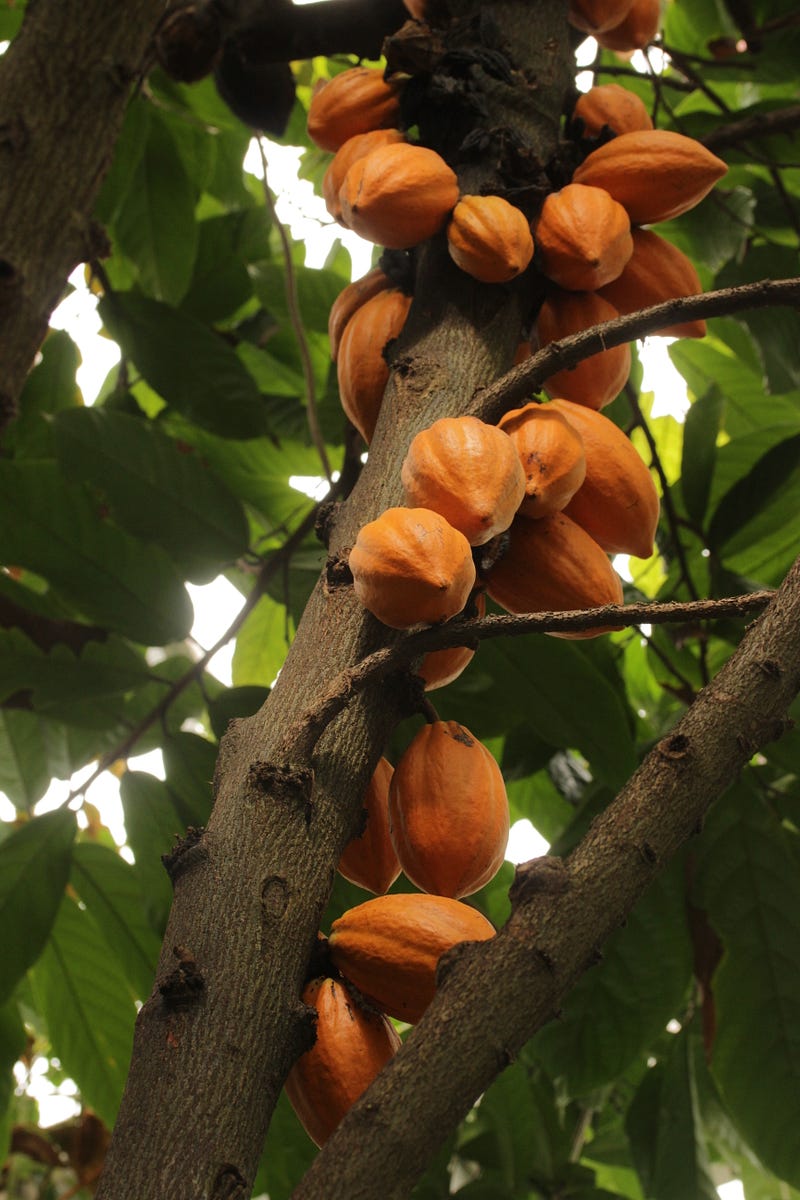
[573,83,653,136]
[534,183,633,292]
[339,142,459,250]
[536,289,631,408]
[329,894,495,1023]
[401,416,526,546]
[307,67,403,153]
[446,195,535,283]
[498,402,587,518]
[338,758,401,895]
[285,976,401,1146]
[598,227,707,338]
[337,288,412,443]
[349,507,476,630]
[388,720,509,899]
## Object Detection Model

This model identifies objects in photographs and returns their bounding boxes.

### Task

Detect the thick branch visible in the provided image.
[292,556,800,1200]
[471,276,800,423]
[702,103,800,152]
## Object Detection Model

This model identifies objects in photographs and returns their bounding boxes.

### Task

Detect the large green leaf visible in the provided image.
[120,771,183,934]
[7,331,81,459]
[0,1000,26,1160]
[0,808,76,1006]
[681,389,724,525]
[718,246,800,394]
[53,408,250,572]
[0,629,151,710]
[28,892,136,1125]
[232,592,293,687]
[100,293,270,439]
[162,731,217,827]
[0,461,193,645]
[0,710,53,810]
[694,780,800,1187]
[70,842,161,1001]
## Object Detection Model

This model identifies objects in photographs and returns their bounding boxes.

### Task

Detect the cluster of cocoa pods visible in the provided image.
[285,0,729,1147]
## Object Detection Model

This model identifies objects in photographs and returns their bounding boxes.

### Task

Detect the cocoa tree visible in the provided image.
[1,1,800,1198]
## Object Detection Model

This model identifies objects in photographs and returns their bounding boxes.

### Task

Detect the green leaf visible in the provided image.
[232,592,293,687]
[0,629,152,711]
[0,809,76,1006]
[533,860,692,1094]
[0,461,193,645]
[681,389,724,524]
[94,98,153,226]
[120,771,182,934]
[0,710,52,810]
[7,331,81,459]
[718,247,800,393]
[99,293,270,439]
[53,408,250,573]
[28,892,136,1125]
[0,1001,26,1161]
[693,780,800,1188]
[207,685,270,740]
[162,731,217,827]
[70,842,161,1001]
[626,1030,718,1200]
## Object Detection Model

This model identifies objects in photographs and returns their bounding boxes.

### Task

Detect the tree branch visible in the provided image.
[701,103,800,152]
[291,554,800,1200]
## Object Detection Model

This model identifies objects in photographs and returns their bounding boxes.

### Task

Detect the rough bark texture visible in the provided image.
[292,553,800,1200]
[95,3,573,1196]
[0,0,168,436]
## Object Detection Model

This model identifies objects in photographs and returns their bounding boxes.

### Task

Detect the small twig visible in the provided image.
[257,139,333,484]
[702,103,800,152]
[638,627,697,701]
[470,277,800,424]
[287,591,774,758]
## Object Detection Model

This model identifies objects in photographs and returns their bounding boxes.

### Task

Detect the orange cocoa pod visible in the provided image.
[598,227,706,338]
[329,893,495,1023]
[388,720,509,899]
[498,402,587,518]
[573,84,653,136]
[337,288,412,443]
[596,0,661,51]
[338,758,401,895]
[401,416,526,546]
[323,129,406,225]
[307,67,403,153]
[447,195,535,283]
[404,0,426,15]
[328,267,394,362]
[534,183,633,291]
[349,507,476,630]
[417,591,485,691]
[339,142,459,250]
[568,0,635,33]
[551,397,660,558]
[485,511,623,630]
[572,130,728,225]
[536,289,631,408]
[285,976,401,1146]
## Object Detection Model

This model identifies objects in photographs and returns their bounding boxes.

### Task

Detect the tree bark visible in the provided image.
[0,0,168,437]
[95,3,573,1196]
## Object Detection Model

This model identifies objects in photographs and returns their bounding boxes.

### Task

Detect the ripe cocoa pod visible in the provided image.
[550,398,660,558]
[285,976,401,1146]
[337,288,412,443]
[573,84,653,136]
[596,0,661,51]
[485,511,623,631]
[534,184,633,292]
[572,130,728,225]
[323,129,406,225]
[598,227,706,338]
[328,893,495,1022]
[307,67,403,153]
[498,402,587,518]
[328,267,394,362]
[339,142,459,250]
[536,289,631,408]
[568,0,635,33]
[447,195,535,283]
[349,507,476,630]
[389,720,509,899]
[338,758,401,895]
[417,591,486,691]
[401,416,526,546]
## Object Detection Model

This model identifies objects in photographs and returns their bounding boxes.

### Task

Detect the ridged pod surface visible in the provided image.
[284,977,401,1146]
[349,507,476,630]
[534,183,633,291]
[328,894,496,1023]
[551,397,660,558]
[337,288,412,443]
[447,195,535,283]
[338,757,400,895]
[536,289,631,408]
[417,592,486,691]
[486,511,623,630]
[339,142,460,250]
[573,84,653,136]
[568,0,635,33]
[388,720,509,899]
[323,129,406,225]
[597,0,661,50]
[598,228,706,338]
[307,67,403,153]
[401,416,526,546]
[572,130,728,225]
[328,266,393,362]
[498,402,587,518]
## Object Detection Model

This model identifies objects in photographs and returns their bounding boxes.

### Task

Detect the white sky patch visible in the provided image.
[186,576,244,687]
[505,818,550,864]
[50,268,121,405]
[716,1183,744,1200]
[639,338,690,417]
